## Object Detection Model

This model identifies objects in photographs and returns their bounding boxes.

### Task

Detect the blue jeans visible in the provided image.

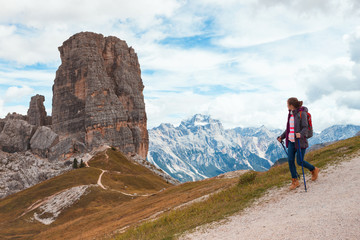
[288,141,315,179]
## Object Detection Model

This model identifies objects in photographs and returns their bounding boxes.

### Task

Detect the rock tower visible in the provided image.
[51,32,148,159]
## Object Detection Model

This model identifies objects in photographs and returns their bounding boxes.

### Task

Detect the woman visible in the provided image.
[277,97,320,190]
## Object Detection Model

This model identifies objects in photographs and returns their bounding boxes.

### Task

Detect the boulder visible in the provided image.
[0,119,35,153]
[30,126,59,157]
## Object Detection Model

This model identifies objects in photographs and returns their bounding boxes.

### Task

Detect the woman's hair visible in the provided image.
[287,97,303,109]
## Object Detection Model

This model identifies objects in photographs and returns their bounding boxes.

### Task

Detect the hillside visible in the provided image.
[0,148,240,240]
[182,149,360,239]
[116,135,360,239]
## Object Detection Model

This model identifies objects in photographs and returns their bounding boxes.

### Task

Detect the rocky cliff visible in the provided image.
[0,32,163,199]
[52,32,148,159]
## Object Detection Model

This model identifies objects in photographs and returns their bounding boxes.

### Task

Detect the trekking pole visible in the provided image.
[297,138,307,192]
[280,140,300,179]
[280,141,288,156]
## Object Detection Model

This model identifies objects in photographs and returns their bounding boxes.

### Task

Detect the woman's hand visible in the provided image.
[277,137,282,143]
[296,133,301,138]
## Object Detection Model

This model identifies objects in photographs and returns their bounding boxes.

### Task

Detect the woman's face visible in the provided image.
[287,102,295,110]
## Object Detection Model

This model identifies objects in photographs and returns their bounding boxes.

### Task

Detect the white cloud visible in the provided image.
[337,91,360,110]
[0,0,181,65]
[0,104,29,117]
[4,85,34,102]
[145,91,213,128]
[0,0,360,131]
[307,91,360,130]
[0,68,55,86]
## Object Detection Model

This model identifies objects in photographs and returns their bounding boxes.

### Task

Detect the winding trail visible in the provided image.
[87,149,160,197]
[17,148,160,221]
[181,155,360,240]
[97,170,107,190]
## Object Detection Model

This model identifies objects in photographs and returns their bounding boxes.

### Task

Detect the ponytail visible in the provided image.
[288,97,303,109]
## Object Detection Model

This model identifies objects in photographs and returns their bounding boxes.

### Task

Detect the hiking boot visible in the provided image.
[311,167,320,181]
[289,178,300,190]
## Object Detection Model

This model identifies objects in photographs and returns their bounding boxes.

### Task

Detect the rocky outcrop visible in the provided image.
[51,32,148,159]
[0,150,71,199]
[5,112,27,121]
[0,119,5,133]
[0,119,35,153]
[30,126,59,158]
[27,94,49,126]
[0,32,160,198]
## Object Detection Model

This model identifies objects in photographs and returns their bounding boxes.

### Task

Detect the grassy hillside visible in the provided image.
[115,136,360,240]
[0,148,238,240]
[2,136,358,240]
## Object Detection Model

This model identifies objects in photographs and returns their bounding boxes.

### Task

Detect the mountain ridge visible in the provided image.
[148,114,360,182]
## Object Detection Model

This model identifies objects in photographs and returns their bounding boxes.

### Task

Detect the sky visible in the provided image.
[0,0,360,132]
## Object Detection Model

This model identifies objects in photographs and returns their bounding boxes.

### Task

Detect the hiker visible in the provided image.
[277,97,320,190]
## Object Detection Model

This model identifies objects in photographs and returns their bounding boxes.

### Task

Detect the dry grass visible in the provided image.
[0,148,237,240]
[115,136,360,240]
[1,136,358,240]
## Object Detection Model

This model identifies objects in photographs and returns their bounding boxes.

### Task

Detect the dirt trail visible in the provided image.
[181,155,360,240]
[97,170,107,190]
[89,149,161,196]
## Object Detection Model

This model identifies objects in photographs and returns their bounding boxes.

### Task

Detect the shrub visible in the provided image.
[237,171,257,186]
[73,158,78,169]
[79,159,86,168]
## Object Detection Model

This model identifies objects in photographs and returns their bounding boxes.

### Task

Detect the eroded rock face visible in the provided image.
[27,94,49,126]
[0,150,71,199]
[52,32,148,159]
[0,119,5,133]
[0,119,35,153]
[30,126,59,158]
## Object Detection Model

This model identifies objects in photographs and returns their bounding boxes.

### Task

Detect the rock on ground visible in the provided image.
[0,119,35,153]
[30,126,59,158]
[0,151,71,199]
[33,185,90,225]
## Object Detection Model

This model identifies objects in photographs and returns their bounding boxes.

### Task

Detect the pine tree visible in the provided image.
[79,159,85,168]
[73,158,78,169]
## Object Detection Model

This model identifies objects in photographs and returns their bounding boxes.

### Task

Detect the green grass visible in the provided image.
[115,136,360,240]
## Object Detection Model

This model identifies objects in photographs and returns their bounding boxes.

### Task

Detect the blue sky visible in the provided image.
[0,0,360,131]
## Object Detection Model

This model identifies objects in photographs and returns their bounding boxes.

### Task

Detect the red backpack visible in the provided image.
[299,110,313,138]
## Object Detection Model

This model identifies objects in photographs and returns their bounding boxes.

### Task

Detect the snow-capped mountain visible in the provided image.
[147,114,281,182]
[147,114,360,182]
[309,125,360,145]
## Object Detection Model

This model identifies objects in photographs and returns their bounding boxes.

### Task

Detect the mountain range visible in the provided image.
[147,114,360,182]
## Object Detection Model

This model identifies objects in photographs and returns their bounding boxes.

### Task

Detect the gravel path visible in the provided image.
[181,155,360,240]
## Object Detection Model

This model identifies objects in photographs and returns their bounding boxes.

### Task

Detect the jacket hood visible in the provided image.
[298,106,308,112]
